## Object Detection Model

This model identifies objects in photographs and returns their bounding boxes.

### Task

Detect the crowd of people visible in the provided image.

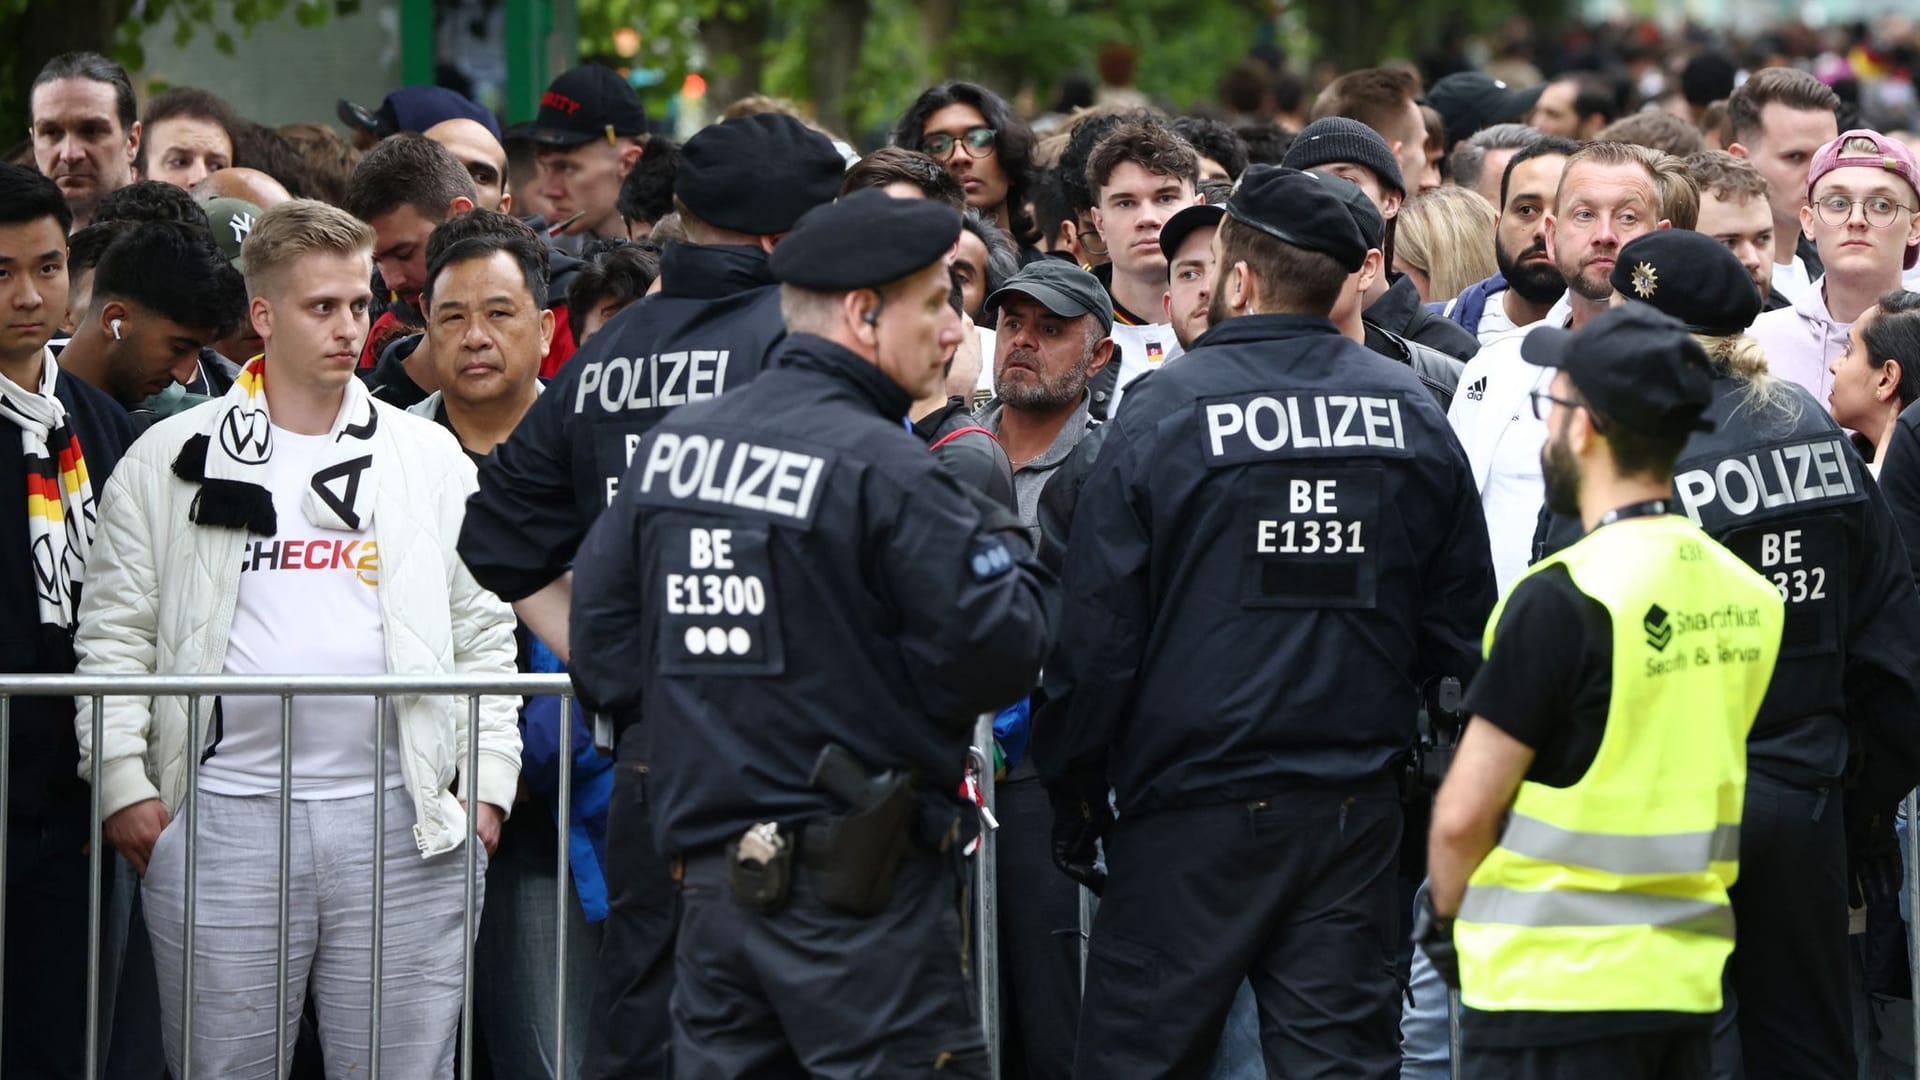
[5,25,1920,1080]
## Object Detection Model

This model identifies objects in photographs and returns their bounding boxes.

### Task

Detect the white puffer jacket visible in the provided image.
[74,399,521,857]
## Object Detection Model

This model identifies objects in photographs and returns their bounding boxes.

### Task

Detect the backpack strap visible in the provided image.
[928,425,1000,453]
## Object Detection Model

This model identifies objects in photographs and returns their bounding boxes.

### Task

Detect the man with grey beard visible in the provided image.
[975,260,1116,539]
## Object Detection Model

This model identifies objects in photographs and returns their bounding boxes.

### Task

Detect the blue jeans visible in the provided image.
[1400,881,1452,1080]
[1206,981,1263,1079]
[475,803,603,1080]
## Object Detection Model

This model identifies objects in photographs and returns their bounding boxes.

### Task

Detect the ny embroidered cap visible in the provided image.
[1806,129,1920,269]
[1225,165,1370,273]
[1426,72,1545,150]
[1280,117,1407,199]
[337,87,501,141]
[674,113,848,236]
[1610,230,1762,337]
[1522,304,1716,437]
[504,65,647,147]
[202,197,264,272]
[770,189,960,291]
[986,259,1114,335]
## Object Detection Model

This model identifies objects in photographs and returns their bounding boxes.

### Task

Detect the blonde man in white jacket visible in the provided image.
[74,200,521,1079]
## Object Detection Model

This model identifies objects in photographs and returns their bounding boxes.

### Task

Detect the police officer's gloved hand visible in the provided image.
[1048,787,1113,895]
[1412,889,1459,990]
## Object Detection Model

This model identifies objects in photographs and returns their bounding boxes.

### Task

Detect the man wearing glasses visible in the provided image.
[1751,130,1920,402]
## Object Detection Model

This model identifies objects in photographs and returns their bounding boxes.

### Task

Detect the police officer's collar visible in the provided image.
[657,242,777,301]
[1185,312,1344,350]
[775,333,913,420]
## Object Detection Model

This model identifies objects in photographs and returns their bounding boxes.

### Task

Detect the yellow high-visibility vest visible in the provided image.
[1456,515,1782,1015]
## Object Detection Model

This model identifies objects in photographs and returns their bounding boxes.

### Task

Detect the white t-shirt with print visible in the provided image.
[200,426,399,800]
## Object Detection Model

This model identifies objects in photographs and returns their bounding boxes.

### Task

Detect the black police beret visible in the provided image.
[675,114,848,236]
[1523,304,1716,437]
[1305,169,1386,251]
[770,189,961,291]
[1226,165,1370,273]
[1281,117,1407,198]
[1610,230,1764,337]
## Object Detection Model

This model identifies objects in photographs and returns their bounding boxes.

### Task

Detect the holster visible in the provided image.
[801,775,916,917]
[725,831,793,914]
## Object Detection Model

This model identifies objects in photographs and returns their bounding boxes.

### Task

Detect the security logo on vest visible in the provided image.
[1645,604,1673,651]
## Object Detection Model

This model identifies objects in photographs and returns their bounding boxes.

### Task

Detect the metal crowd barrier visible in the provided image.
[0,675,1011,1079]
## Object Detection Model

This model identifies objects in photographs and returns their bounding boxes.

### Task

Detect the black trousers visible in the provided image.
[1712,771,1851,1080]
[994,774,1081,1080]
[1474,1026,1711,1080]
[5,809,95,1078]
[581,762,680,1080]
[1074,781,1403,1080]
[672,846,988,1079]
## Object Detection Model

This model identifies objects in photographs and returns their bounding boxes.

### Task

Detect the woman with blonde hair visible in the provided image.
[1391,185,1497,304]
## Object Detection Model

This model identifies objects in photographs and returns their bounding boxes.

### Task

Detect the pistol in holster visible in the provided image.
[801,743,917,917]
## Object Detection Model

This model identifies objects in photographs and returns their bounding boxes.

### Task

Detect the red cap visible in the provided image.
[1806,129,1920,270]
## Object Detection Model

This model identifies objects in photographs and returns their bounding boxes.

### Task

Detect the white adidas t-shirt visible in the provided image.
[200,426,399,800]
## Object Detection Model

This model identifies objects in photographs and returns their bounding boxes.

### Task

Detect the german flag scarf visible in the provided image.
[0,352,97,631]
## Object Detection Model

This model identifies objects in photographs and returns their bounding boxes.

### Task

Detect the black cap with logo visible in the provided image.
[1522,304,1716,437]
[505,65,647,147]
[1609,231,1763,337]
[1225,165,1371,273]
[1425,72,1545,149]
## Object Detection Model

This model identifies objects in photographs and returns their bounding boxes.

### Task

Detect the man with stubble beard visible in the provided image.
[1442,137,1580,343]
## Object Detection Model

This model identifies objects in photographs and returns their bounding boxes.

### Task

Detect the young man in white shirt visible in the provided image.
[1084,122,1198,419]
[77,199,520,1078]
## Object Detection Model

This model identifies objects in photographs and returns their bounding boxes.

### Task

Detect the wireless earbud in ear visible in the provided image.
[110,319,123,340]
[863,311,878,327]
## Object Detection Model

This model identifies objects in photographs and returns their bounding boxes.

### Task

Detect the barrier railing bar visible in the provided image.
[181,695,200,1080]
[87,693,104,1080]
[555,693,573,1074]
[275,694,293,1080]
[970,713,1001,1080]
[1906,789,1918,1073]
[460,694,479,1079]
[370,696,386,1077]
[0,695,10,1069]
[0,674,572,696]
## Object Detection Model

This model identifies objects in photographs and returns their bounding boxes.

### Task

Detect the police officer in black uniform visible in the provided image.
[1034,166,1496,1078]
[1531,229,1920,1080]
[567,191,1056,1077]
[456,112,848,1078]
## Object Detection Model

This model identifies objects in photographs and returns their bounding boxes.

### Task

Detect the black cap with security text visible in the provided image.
[770,189,961,291]
[1522,304,1716,436]
[1224,165,1371,273]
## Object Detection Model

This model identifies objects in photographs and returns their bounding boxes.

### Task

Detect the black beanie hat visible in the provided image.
[1281,117,1407,198]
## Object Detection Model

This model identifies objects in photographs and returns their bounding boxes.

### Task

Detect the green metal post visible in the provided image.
[506,0,578,125]
[399,0,435,87]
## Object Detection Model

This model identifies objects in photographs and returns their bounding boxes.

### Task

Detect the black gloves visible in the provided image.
[1412,888,1460,990]
[1049,786,1113,895]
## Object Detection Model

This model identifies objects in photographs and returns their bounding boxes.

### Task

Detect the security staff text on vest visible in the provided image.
[573,350,732,414]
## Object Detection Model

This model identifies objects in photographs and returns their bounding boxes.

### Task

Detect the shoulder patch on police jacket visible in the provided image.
[1199,390,1413,466]
[630,431,835,528]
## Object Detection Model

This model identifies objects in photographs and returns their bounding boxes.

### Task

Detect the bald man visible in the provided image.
[191,166,291,207]
[427,118,511,213]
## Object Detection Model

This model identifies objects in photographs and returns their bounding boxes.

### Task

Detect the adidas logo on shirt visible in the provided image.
[1464,377,1487,401]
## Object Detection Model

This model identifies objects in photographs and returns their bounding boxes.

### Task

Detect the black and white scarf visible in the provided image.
[171,357,379,535]
[0,352,97,630]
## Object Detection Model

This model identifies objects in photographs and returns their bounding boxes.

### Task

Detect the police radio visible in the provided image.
[1416,676,1464,793]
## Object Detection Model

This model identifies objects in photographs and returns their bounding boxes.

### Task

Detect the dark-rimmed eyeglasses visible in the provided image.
[1530,388,1587,422]
[924,126,996,161]
[1812,193,1918,229]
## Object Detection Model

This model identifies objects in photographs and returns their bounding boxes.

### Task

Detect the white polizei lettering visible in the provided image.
[598,356,632,413]
[1329,396,1365,447]
[1205,404,1244,457]
[765,451,816,518]
[794,456,825,519]
[1675,470,1714,521]
[1246,397,1287,451]
[1387,399,1404,447]
[717,442,750,505]
[1673,438,1857,523]
[1813,441,1849,495]
[1789,444,1821,502]
[625,433,644,467]
[668,435,709,497]
[1362,397,1391,445]
[732,446,779,512]
[696,438,730,502]
[687,350,722,398]
[1286,397,1321,448]
[575,361,604,411]
[1758,450,1790,508]
[656,351,690,407]
[1715,458,1760,516]
[1315,397,1334,447]
[638,433,680,494]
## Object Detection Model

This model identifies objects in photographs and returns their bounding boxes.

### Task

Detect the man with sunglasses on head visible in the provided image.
[894,83,1045,261]
[1749,130,1920,403]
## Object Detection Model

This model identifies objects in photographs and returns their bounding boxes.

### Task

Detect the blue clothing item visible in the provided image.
[994,698,1032,773]
[1440,272,1507,339]
[521,638,616,922]
[1206,980,1263,1079]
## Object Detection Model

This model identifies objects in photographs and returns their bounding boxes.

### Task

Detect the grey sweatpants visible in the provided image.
[142,787,484,1079]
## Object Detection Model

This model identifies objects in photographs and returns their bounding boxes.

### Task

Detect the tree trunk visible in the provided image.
[699,1,772,112]
[805,0,871,138]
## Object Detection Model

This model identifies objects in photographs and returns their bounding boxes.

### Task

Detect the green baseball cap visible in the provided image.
[202,197,264,272]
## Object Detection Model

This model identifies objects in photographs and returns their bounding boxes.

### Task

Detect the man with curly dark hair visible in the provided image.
[894,82,1041,252]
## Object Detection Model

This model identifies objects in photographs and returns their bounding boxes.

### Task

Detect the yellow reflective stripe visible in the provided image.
[1498,813,1740,876]
[1460,886,1736,939]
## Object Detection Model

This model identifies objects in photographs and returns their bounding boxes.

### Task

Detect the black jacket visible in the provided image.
[360,332,430,409]
[914,397,1017,511]
[1365,273,1481,362]
[568,335,1056,853]
[1539,377,1920,797]
[1033,314,1495,812]
[2,369,135,821]
[460,243,789,602]
[1369,323,1466,411]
